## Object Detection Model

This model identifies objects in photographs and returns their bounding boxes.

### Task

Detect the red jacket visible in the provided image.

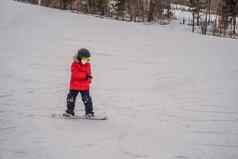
[69,61,92,91]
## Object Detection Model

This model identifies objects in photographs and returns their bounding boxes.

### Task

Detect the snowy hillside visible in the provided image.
[1,0,238,159]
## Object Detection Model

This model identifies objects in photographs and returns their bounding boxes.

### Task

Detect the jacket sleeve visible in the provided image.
[88,64,92,83]
[71,63,87,80]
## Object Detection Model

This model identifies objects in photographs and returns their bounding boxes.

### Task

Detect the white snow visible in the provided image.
[1,0,238,159]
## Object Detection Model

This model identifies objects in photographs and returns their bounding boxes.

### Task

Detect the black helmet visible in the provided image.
[77,48,91,60]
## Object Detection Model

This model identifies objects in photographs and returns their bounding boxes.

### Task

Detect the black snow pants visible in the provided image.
[66,90,94,116]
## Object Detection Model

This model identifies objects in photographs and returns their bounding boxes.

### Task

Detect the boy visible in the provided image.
[63,48,94,118]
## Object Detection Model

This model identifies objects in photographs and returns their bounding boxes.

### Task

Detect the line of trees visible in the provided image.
[16,0,238,38]
[16,0,173,23]
[180,0,238,37]
[217,0,238,36]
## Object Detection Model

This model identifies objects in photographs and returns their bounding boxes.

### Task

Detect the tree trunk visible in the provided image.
[192,11,195,32]
[204,7,208,35]
[208,0,211,24]
[197,11,200,26]
[233,15,236,34]
[148,0,155,22]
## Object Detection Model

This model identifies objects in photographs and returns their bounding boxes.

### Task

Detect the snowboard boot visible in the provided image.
[63,111,74,117]
[85,112,94,119]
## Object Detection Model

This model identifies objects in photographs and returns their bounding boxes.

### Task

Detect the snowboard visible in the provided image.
[51,113,108,120]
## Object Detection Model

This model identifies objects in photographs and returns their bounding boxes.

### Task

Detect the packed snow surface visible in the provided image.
[0,1,238,159]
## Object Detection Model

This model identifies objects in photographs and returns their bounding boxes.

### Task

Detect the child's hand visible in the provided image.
[87,75,93,80]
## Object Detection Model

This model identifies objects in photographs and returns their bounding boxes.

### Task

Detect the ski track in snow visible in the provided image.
[1,0,238,159]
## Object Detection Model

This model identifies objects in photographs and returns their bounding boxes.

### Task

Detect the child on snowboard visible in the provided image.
[63,48,94,118]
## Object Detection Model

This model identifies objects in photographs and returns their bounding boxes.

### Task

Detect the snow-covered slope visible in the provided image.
[1,1,238,159]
